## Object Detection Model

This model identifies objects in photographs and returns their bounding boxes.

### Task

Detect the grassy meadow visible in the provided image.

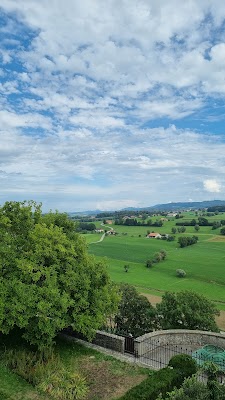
[87,212,225,309]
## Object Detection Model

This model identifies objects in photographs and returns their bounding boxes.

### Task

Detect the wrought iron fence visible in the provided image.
[63,328,225,383]
[134,338,225,383]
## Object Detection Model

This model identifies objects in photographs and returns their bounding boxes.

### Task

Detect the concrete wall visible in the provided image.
[135,330,225,358]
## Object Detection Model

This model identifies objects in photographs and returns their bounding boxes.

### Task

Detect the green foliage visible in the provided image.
[119,367,183,400]
[2,347,88,400]
[76,222,96,232]
[159,371,225,400]
[220,227,225,235]
[160,249,167,260]
[178,235,198,247]
[38,371,88,400]
[146,259,153,268]
[168,354,197,381]
[176,269,186,278]
[0,390,10,400]
[153,252,162,263]
[124,264,130,272]
[146,249,167,266]
[167,235,175,241]
[212,221,221,230]
[157,376,210,400]
[202,361,225,398]
[177,226,186,233]
[0,201,118,349]
[114,284,157,337]
[156,291,219,331]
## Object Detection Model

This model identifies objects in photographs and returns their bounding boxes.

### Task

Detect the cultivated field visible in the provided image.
[87,212,225,311]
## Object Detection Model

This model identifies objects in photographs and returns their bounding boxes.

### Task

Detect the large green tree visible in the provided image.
[0,201,118,349]
[114,284,157,337]
[156,291,219,332]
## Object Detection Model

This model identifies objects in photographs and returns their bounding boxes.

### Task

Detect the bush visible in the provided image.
[176,269,186,278]
[119,367,184,400]
[146,259,153,268]
[168,354,197,383]
[167,235,175,241]
[156,376,210,400]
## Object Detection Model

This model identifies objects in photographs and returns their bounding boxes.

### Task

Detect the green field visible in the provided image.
[87,213,225,307]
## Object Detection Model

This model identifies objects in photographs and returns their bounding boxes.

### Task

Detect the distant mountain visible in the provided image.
[69,200,225,215]
[123,200,225,212]
[68,209,103,216]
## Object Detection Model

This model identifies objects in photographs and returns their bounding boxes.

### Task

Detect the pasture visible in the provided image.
[87,212,225,309]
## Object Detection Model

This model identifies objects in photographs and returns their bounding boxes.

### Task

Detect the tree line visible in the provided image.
[106,284,219,338]
[176,217,225,227]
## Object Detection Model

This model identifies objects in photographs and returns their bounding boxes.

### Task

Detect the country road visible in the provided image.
[89,232,105,244]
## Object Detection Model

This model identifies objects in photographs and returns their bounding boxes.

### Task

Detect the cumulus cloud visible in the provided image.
[203,179,221,193]
[0,1,225,210]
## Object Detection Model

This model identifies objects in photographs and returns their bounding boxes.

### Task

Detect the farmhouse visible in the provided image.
[167,212,178,217]
[106,229,117,235]
[147,232,162,239]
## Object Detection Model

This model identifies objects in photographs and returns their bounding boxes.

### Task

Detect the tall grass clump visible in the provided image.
[2,348,88,400]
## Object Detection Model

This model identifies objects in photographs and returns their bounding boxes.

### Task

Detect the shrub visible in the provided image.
[176,269,186,278]
[146,259,153,268]
[221,227,225,235]
[168,354,197,383]
[119,367,183,400]
[153,252,162,263]
[124,264,130,272]
[156,376,210,400]
[167,235,175,242]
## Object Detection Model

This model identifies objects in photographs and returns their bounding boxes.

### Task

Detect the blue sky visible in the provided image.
[0,0,225,212]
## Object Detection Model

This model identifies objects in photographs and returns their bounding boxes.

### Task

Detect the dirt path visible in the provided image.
[141,293,225,331]
[89,232,105,244]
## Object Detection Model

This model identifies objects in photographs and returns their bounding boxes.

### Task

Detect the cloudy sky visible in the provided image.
[0,0,225,211]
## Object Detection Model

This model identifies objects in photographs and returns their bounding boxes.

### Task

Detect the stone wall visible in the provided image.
[134,330,225,358]
[91,330,125,353]
[62,328,125,354]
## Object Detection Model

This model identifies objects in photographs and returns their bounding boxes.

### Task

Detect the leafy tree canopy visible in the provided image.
[114,283,157,337]
[156,291,219,332]
[0,201,118,349]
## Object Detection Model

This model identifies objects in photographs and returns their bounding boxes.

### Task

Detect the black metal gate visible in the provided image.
[124,336,135,354]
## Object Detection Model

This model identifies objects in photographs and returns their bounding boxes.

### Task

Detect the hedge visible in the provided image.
[118,367,183,400]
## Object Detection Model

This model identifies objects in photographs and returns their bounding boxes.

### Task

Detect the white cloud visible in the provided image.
[0,1,225,210]
[203,179,221,193]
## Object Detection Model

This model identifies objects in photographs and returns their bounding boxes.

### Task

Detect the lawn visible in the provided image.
[0,362,48,400]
